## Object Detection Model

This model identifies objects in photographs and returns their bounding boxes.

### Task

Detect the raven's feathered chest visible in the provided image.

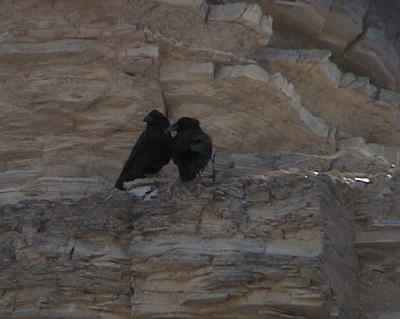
[172,128,212,181]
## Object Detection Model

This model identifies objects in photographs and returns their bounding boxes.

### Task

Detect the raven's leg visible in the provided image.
[211,152,216,183]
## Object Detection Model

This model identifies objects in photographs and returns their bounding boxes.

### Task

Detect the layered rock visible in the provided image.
[269,0,400,91]
[0,158,361,319]
[348,170,400,319]
[1,1,400,319]
[1,151,398,319]
[161,61,333,154]
[253,48,400,147]
[0,1,275,204]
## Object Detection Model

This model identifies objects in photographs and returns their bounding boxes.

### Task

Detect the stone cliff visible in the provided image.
[1,1,400,318]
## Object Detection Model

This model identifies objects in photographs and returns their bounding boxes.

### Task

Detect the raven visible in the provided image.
[115,109,172,190]
[170,117,213,182]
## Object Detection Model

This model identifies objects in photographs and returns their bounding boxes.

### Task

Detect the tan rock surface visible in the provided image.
[268,0,400,91]
[161,60,334,154]
[1,149,398,318]
[253,48,400,146]
[1,1,400,319]
[0,162,357,319]
[0,0,282,205]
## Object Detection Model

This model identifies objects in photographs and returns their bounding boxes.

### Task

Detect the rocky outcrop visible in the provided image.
[0,153,395,319]
[161,61,333,154]
[1,152,398,319]
[1,1,400,319]
[269,0,400,91]
[252,48,400,146]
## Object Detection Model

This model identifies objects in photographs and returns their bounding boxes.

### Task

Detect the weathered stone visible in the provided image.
[1,148,399,318]
[340,72,357,87]
[269,0,400,91]
[347,168,400,318]
[337,136,400,168]
[216,64,269,82]
[163,62,333,154]
[156,0,205,7]
[259,15,273,37]
[241,4,267,32]
[253,48,400,146]
[208,3,248,22]
[318,0,367,51]
[271,0,325,37]
[0,57,166,204]
[3,157,397,318]
[0,169,343,319]
[319,61,342,87]
[340,73,378,98]
[0,40,99,55]
[0,1,400,318]
[254,47,332,63]
[345,27,400,91]
[366,144,400,166]
[208,2,272,44]
[124,45,159,59]
[378,88,400,107]
[160,61,215,82]
[154,0,209,20]
[356,225,400,246]
[338,137,368,149]
[129,1,270,57]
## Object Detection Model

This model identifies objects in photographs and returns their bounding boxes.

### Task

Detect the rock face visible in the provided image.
[1,153,399,319]
[1,1,400,319]
[269,0,400,91]
[253,48,400,146]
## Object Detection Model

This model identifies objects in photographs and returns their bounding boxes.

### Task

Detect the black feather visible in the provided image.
[115,110,172,190]
[171,117,212,182]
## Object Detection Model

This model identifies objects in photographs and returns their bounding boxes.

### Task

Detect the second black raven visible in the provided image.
[115,109,172,190]
[169,117,213,182]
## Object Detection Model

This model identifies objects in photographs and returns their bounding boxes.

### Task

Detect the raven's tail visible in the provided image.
[114,175,125,190]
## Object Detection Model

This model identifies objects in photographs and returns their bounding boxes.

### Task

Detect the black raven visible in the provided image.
[115,109,172,190]
[170,117,213,182]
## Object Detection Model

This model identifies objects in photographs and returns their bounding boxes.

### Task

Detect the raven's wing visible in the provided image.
[172,131,190,153]
[125,131,148,162]
[189,133,212,154]
[115,130,148,189]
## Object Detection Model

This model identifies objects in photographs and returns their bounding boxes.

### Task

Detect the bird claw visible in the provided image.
[211,152,216,183]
